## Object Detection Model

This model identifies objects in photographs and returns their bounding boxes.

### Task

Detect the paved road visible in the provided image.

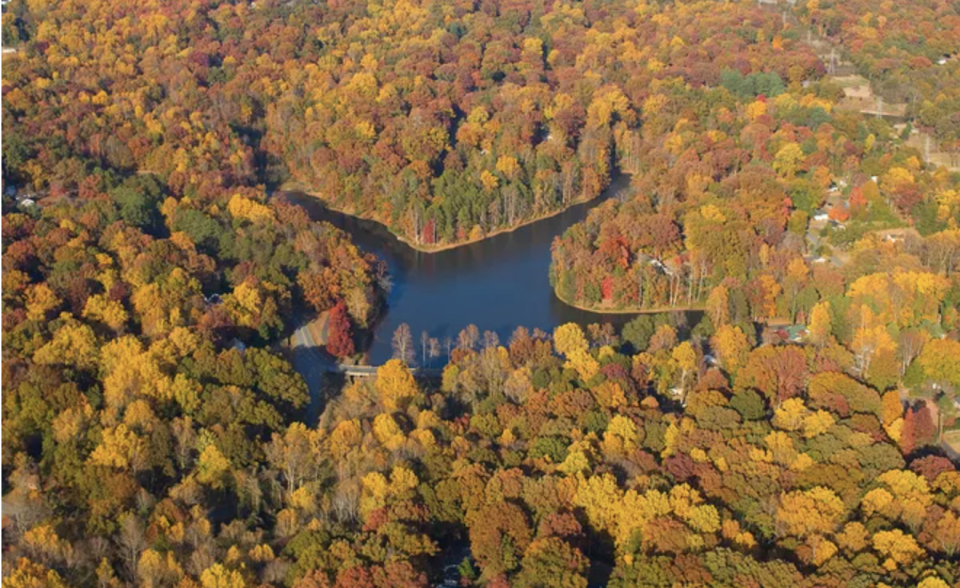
[289,323,333,425]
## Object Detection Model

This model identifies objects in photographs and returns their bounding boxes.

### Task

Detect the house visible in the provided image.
[764,324,807,344]
[785,325,807,342]
[648,257,675,276]
[813,213,829,222]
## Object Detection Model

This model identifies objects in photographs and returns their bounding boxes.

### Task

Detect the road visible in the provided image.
[288,322,334,425]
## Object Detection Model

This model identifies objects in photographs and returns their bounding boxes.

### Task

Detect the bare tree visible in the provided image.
[188,543,217,578]
[479,347,508,395]
[263,560,293,586]
[392,323,415,365]
[171,416,196,471]
[421,330,430,365]
[443,336,453,361]
[587,323,618,347]
[332,480,360,523]
[374,259,393,293]
[429,337,441,366]
[235,468,263,515]
[458,324,479,351]
[265,431,314,494]
[116,513,146,581]
[897,329,926,375]
[483,330,500,349]
[3,456,48,537]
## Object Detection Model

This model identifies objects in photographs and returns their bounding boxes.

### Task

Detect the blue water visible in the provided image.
[283,174,691,364]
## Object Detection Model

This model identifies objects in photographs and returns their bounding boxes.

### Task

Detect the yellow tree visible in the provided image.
[3,558,69,588]
[602,415,640,457]
[196,444,231,489]
[706,285,730,327]
[711,324,749,374]
[784,258,809,321]
[881,390,904,441]
[872,529,924,571]
[807,301,832,348]
[574,473,624,538]
[33,316,99,370]
[83,294,129,332]
[89,424,147,471]
[200,563,247,588]
[554,323,588,357]
[773,142,805,177]
[328,419,363,461]
[100,337,172,410]
[25,284,60,321]
[567,349,600,381]
[373,413,406,451]
[776,487,846,565]
[862,469,932,531]
[850,305,896,378]
[671,341,698,402]
[776,487,846,539]
[138,549,184,588]
[375,359,419,412]
[918,339,960,389]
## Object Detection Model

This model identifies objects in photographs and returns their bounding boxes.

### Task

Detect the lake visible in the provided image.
[282,174,694,365]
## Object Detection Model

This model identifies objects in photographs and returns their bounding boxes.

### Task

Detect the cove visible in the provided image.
[282,173,698,366]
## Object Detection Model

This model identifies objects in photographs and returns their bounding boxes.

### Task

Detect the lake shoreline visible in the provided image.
[279,182,609,254]
[281,173,643,364]
[553,288,707,315]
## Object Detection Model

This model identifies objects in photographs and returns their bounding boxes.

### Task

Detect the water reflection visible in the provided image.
[282,175,695,364]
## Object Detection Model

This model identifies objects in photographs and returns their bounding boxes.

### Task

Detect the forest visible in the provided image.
[791,0,960,151]
[547,0,960,314]
[3,0,960,586]
[0,0,824,248]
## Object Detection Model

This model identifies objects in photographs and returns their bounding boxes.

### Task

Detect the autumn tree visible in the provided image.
[326,302,354,359]
[375,359,419,413]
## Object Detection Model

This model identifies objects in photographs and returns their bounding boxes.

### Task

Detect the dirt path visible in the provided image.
[904,131,960,172]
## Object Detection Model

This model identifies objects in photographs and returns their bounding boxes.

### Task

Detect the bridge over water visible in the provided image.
[329,364,444,378]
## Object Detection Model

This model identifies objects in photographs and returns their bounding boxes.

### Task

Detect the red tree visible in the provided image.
[910,455,955,483]
[849,186,867,213]
[601,276,614,301]
[423,218,436,245]
[326,302,355,358]
[900,408,917,455]
[914,404,937,449]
